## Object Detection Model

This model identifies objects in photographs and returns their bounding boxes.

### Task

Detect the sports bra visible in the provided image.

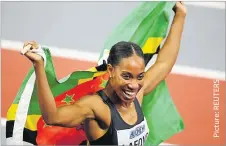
[89,90,149,145]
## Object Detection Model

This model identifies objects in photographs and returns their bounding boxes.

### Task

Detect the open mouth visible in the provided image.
[122,90,137,99]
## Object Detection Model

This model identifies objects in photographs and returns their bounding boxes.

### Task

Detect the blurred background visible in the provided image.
[1,1,225,145]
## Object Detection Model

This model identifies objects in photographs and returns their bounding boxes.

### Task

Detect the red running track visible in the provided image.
[1,49,225,145]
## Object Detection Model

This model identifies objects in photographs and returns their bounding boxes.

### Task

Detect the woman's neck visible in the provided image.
[103,81,133,108]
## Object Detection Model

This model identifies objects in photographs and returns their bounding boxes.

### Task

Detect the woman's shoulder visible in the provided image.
[78,92,105,107]
[82,92,110,121]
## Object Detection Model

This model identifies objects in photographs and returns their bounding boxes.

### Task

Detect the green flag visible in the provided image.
[6,1,184,145]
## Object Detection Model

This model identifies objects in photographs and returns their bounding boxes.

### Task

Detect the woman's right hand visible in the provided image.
[173,2,187,17]
[22,41,44,65]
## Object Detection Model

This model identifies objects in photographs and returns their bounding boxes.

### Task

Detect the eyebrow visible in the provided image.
[121,71,145,76]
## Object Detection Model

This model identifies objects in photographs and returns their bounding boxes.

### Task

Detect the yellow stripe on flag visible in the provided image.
[86,67,97,72]
[7,104,41,131]
[24,115,41,131]
[78,78,93,85]
[6,104,18,120]
[78,71,107,85]
[93,71,106,77]
[142,37,163,54]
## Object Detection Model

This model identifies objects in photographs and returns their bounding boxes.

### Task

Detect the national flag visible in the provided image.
[6,1,184,146]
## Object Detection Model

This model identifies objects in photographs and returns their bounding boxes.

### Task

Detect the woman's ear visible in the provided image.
[107,64,113,78]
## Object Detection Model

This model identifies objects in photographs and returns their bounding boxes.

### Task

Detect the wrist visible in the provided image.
[33,60,44,69]
[175,11,186,18]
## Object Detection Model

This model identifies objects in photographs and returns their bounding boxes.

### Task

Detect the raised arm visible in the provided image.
[143,2,187,96]
[22,42,95,128]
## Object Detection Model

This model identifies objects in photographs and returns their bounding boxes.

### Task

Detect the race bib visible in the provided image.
[116,119,149,146]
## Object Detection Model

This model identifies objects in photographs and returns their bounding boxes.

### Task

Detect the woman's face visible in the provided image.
[108,54,145,103]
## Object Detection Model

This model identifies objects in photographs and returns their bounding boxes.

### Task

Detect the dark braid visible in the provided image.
[107,41,144,67]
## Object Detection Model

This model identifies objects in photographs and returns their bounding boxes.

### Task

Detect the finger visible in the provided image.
[21,44,32,55]
[23,41,34,48]
[30,48,39,53]
[23,41,38,49]
[23,51,36,61]
[24,51,33,57]
[178,1,184,5]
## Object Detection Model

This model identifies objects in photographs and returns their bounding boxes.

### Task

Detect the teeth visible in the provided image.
[125,91,135,96]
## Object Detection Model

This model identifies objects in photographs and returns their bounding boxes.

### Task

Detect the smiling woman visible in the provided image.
[105,41,145,103]
[19,2,186,145]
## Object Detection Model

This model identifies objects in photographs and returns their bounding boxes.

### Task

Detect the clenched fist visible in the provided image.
[22,41,44,65]
[173,2,187,17]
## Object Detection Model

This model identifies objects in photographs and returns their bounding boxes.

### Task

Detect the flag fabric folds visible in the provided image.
[6,1,184,145]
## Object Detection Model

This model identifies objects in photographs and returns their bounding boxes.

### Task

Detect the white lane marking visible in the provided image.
[172,65,225,81]
[1,39,99,62]
[1,118,6,126]
[1,1,225,9]
[1,40,225,81]
[185,2,225,9]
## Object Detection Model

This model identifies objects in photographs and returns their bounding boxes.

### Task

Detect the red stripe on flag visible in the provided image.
[36,72,109,145]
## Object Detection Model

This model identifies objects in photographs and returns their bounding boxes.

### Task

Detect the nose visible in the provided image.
[127,79,139,90]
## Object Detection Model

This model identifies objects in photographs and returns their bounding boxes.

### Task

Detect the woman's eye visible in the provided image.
[122,75,130,80]
[137,75,144,80]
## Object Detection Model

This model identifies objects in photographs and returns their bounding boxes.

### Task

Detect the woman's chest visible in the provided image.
[115,118,150,145]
